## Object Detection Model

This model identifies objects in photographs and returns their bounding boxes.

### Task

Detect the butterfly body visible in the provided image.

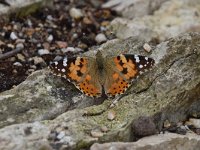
[49,51,154,98]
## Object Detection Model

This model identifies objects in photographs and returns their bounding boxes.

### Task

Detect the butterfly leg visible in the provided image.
[109,95,123,108]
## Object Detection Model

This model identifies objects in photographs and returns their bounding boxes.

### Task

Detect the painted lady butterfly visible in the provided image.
[49,51,154,97]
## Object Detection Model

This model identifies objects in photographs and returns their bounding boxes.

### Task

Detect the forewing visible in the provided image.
[49,56,102,97]
[104,54,154,97]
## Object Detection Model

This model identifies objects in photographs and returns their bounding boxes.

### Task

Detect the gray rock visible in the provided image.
[10,32,18,40]
[0,0,53,16]
[90,133,200,150]
[37,49,49,55]
[103,0,168,19]
[0,32,199,149]
[109,0,200,42]
[47,34,53,42]
[95,33,107,43]
[16,43,24,50]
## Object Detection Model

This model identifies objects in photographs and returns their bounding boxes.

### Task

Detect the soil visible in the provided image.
[0,0,117,93]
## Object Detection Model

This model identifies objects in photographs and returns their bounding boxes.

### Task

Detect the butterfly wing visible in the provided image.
[49,57,102,97]
[104,54,154,97]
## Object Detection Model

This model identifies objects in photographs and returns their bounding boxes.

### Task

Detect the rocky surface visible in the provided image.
[108,0,200,42]
[0,0,52,15]
[91,132,200,150]
[103,0,168,19]
[0,32,199,149]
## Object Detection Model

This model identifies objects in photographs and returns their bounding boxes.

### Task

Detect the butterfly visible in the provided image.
[49,51,154,98]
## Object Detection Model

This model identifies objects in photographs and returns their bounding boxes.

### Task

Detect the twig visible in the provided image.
[0,47,23,60]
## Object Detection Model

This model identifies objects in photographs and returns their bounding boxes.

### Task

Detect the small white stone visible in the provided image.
[47,34,53,42]
[54,61,58,65]
[91,130,103,138]
[32,56,45,65]
[63,58,68,67]
[16,43,24,50]
[38,49,50,55]
[143,43,152,52]
[17,54,25,62]
[57,131,65,140]
[135,55,140,63]
[188,118,200,128]
[145,57,148,60]
[61,68,66,72]
[64,47,76,52]
[107,110,116,120]
[13,62,22,66]
[27,19,32,27]
[139,65,143,68]
[10,32,18,40]
[46,15,53,21]
[7,44,14,49]
[69,8,83,19]
[95,33,107,43]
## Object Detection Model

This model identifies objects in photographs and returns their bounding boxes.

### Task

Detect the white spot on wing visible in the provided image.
[145,57,148,61]
[135,55,140,63]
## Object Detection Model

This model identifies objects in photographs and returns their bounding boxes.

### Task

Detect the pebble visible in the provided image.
[101,126,108,132]
[27,69,35,73]
[61,47,75,53]
[10,32,18,40]
[42,42,50,50]
[90,130,103,138]
[27,19,33,27]
[10,57,16,62]
[32,56,45,65]
[13,62,23,66]
[95,33,107,43]
[12,69,17,74]
[57,131,65,140]
[38,49,50,55]
[143,43,152,52]
[16,39,25,43]
[69,8,83,19]
[7,44,15,49]
[163,120,171,128]
[16,43,24,50]
[46,15,54,21]
[187,118,200,128]
[107,110,116,120]
[17,54,25,62]
[56,41,68,48]
[53,56,62,61]
[83,17,92,24]
[47,34,53,42]
[0,40,5,46]
[30,65,37,69]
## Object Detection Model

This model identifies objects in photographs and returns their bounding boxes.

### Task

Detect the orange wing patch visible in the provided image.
[68,57,88,82]
[78,79,101,97]
[107,75,129,97]
[67,57,101,97]
[114,55,138,80]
